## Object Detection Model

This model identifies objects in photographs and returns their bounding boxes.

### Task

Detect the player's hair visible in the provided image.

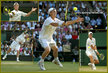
[48,8,56,16]
[13,2,19,6]
[88,31,93,36]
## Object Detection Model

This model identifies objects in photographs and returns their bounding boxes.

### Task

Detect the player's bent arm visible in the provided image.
[94,45,100,55]
[91,45,95,50]
[91,45,100,55]
[50,23,60,27]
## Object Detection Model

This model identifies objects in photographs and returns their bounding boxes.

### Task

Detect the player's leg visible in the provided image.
[2,47,11,60]
[16,44,20,62]
[88,55,96,70]
[94,53,99,64]
[38,39,51,70]
[51,46,58,58]
[41,46,51,60]
[94,59,99,64]
[51,45,63,67]
[38,47,51,70]
[16,50,20,62]
[2,41,15,60]
[86,51,96,70]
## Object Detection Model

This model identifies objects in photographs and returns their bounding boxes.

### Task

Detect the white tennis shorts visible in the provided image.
[86,50,98,60]
[39,39,57,49]
[10,41,20,51]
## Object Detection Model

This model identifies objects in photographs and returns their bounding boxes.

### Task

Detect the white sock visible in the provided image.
[17,57,19,60]
[40,58,44,62]
[92,63,95,67]
[54,57,59,60]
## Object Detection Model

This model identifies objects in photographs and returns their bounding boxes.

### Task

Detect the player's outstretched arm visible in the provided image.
[50,17,84,27]
[25,7,37,17]
[63,17,84,26]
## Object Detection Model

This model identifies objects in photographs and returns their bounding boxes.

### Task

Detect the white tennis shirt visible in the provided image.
[9,10,27,21]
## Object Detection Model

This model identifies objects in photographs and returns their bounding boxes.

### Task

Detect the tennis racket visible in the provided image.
[3,6,11,15]
[99,53,105,60]
[65,1,69,21]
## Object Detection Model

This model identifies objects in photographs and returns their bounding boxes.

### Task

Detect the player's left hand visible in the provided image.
[96,51,100,56]
[31,8,37,12]
[76,17,84,23]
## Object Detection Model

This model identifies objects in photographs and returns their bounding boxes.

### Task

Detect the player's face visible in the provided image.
[89,33,92,39]
[50,10,57,18]
[14,5,19,10]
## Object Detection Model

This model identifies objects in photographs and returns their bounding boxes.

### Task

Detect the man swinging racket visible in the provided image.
[2,31,29,62]
[8,2,37,21]
[86,32,100,70]
[38,8,84,70]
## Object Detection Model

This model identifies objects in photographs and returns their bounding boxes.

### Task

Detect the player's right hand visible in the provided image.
[31,8,37,12]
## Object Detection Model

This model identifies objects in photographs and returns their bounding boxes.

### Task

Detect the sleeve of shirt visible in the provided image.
[20,11,27,17]
[44,17,54,26]
[56,18,64,26]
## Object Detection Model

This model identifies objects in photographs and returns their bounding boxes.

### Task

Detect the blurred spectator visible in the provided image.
[90,18,96,28]
[57,43,63,52]
[96,16,102,29]
[72,31,78,40]
[65,31,72,40]
[85,14,90,26]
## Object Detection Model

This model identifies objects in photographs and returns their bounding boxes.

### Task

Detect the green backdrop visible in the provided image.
[80,31,107,47]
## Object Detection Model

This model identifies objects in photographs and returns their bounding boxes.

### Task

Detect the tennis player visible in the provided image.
[2,31,29,62]
[38,8,84,70]
[86,32,100,70]
[9,2,37,21]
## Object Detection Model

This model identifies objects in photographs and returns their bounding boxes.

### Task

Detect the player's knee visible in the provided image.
[54,47,58,51]
[45,48,51,53]
[52,46,58,51]
[89,56,93,59]
[96,60,99,64]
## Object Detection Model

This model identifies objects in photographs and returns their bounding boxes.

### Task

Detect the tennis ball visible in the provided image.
[73,7,78,11]
[88,46,90,49]
[5,8,7,11]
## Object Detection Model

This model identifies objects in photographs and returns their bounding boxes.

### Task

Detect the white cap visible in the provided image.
[13,2,19,6]
[88,32,93,35]
[48,8,56,15]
